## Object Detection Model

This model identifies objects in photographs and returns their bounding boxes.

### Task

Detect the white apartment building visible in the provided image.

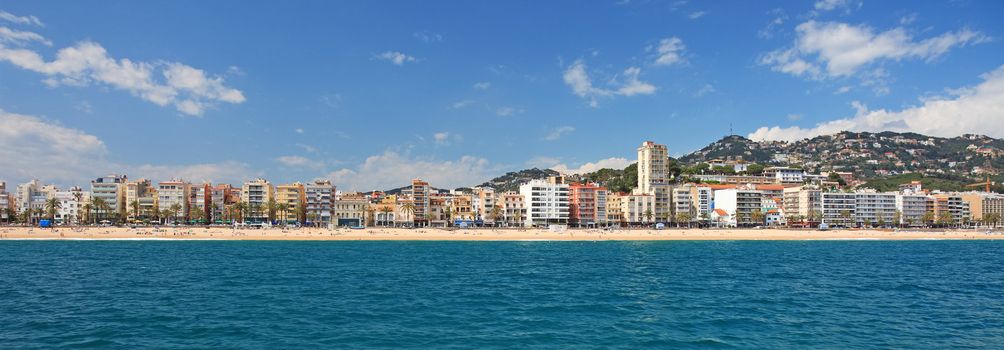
[854,192,897,226]
[713,189,763,226]
[158,180,192,219]
[519,179,569,227]
[670,185,694,221]
[821,192,857,227]
[305,180,335,226]
[896,194,930,226]
[765,167,805,183]
[690,185,713,222]
[333,198,366,226]
[54,187,87,224]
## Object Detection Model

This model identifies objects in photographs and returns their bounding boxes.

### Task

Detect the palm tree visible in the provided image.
[839,210,852,227]
[379,206,393,226]
[130,200,140,221]
[400,202,416,225]
[45,197,62,221]
[276,203,289,224]
[921,211,935,227]
[488,205,503,226]
[81,203,92,225]
[169,203,182,224]
[210,203,220,223]
[364,206,376,227]
[233,202,247,223]
[293,205,306,225]
[893,210,903,228]
[266,198,278,223]
[676,212,693,228]
[72,191,83,225]
[644,209,653,223]
[91,197,108,224]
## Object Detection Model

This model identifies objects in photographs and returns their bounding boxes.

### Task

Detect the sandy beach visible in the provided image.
[0,226,1001,241]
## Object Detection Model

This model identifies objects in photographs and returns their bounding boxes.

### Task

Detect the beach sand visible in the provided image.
[0,226,1001,241]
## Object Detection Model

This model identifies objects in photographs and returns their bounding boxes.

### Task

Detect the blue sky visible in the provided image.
[1,0,1002,190]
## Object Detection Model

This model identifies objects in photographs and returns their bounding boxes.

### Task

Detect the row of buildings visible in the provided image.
[2,141,1003,228]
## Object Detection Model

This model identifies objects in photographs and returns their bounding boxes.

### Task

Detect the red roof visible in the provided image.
[714,209,728,216]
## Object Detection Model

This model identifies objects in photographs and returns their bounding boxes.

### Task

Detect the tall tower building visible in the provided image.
[637,141,671,221]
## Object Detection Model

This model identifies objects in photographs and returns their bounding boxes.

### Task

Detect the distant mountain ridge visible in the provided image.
[459,131,1004,194]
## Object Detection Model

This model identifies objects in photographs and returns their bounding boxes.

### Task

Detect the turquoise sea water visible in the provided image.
[1,240,1003,349]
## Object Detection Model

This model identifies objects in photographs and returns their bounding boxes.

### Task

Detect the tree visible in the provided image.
[293,204,306,225]
[266,198,278,223]
[643,208,653,223]
[893,210,902,228]
[828,172,847,186]
[130,200,140,221]
[676,212,693,228]
[379,206,393,226]
[750,209,765,227]
[169,203,182,224]
[937,211,954,228]
[45,198,61,221]
[276,203,289,224]
[921,211,935,227]
[489,205,503,226]
[91,197,108,224]
[400,202,416,224]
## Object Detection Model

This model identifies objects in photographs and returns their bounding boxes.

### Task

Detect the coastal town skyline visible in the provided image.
[2,1,1003,190]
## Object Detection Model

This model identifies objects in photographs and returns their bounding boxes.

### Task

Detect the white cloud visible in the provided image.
[75,101,93,114]
[653,37,686,66]
[295,128,304,134]
[544,126,575,141]
[448,99,474,110]
[835,85,852,94]
[0,10,43,26]
[0,108,253,185]
[527,156,633,175]
[814,0,851,11]
[760,21,989,79]
[432,131,462,146]
[0,40,245,116]
[748,64,1004,141]
[375,51,417,65]
[413,30,443,43]
[473,81,491,90]
[694,83,716,97]
[322,150,500,191]
[0,27,51,46]
[562,60,655,106]
[787,113,803,121]
[688,11,706,19]
[275,155,322,170]
[758,8,788,39]
[496,106,523,116]
[296,143,318,153]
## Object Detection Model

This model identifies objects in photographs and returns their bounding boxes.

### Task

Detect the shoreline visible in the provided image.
[0,226,1001,241]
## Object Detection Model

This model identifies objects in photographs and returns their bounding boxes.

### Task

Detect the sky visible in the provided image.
[1,0,1002,191]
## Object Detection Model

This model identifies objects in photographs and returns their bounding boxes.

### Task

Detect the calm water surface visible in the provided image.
[1,240,1003,349]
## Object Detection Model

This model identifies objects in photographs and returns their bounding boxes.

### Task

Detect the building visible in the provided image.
[853,192,897,226]
[157,179,191,221]
[472,187,498,223]
[275,182,306,224]
[411,179,431,226]
[210,184,234,223]
[670,184,695,224]
[637,141,671,221]
[605,193,624,225]
[620,192,655,224]
[568,182,607,227]
[713,189,764,227]
[16,179,49,214]
[931,194,970,226]
[519,179,569,227]
[689,185,712,223]
[124,179,152,219]
[54,187,87,224]
[896,194,930,226]
[90,174,128,220]
[305,180,335,227]
[764,167,805,183]
[333,194,367,227]
[501,191,525,227]
[0,181,13,221]
[960,193,1004,224]
[821,192,856,227]
[189,183,212,223]
[782,186,821,224]
[241,178,274,223]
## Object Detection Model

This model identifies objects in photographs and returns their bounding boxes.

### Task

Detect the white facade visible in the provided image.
[158,180,192,218]
[638,141,671,221]
[305,180,335,226]
[713,189,763,226]
[519,179,569,227]
[896,194,929,226]
[766,167,805,183]
[854,192,897,226]
[55,187,87,224]
[821,192,857,227]
[91,174,127,216]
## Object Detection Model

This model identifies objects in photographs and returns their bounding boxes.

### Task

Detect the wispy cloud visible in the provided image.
[544,126,575,141]
[413,30,443,43]
[0,10,43,27]
[563,60,655,107]
[473,81,491,90]
[688,11,706,19]
[374,51,417,65]
[652,37,686,66]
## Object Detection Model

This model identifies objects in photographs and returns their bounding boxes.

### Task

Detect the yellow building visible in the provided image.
[275,182,306,224]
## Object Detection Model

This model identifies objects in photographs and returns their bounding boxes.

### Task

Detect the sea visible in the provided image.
[1,240,1002,349]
